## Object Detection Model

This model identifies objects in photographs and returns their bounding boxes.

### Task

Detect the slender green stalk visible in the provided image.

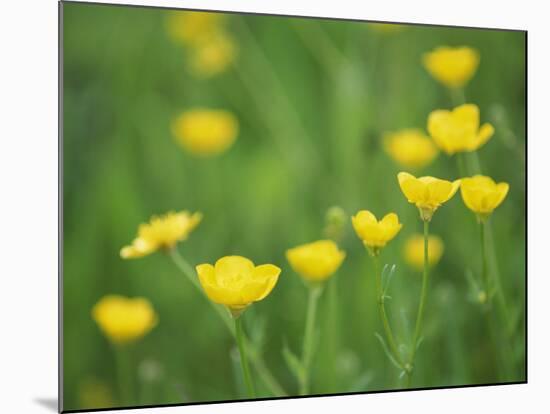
[168,248,287,396]
[373,254,403,368]
[450,87,465,106]
[407,220,431,386]
[235,317,256,398]
[479,220,490,298]
[479,218,514,381]
[456,153,467,178]
[300,285,322,395]
[326,276,340,388]
[114,345,133,406]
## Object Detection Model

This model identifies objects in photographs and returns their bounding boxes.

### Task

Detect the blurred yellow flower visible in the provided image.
[351,210,402,253]
[286,240,345,282]
[404,234,444,271]
[92,295,158,344]
[188,32,237,78]
[196,256,281,315]
[369,22,405,34]
[166,11,226,46]
[423,46,479,89]
[78,378,114,409]
[384,129,438,169]
[460,175,509,219]
[397,172,461,221]
[120,211,202,259]
[172,109,238,156]
[427,104,494,155]
[323,206,347,242]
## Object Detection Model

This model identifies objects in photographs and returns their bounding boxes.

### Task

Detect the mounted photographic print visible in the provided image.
[60,1,527,412]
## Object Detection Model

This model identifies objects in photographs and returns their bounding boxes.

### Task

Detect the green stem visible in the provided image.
[169,248,287,396]
[326,276,340,388]
[456,153,467,177]
[114,345,133,406]
[450,87,465,106]
[407,220,431,386]
[480,219,515,381]
[373,254,403,367]
[479,220,490,298]
[300,285,322,395]
[235,317,256,398]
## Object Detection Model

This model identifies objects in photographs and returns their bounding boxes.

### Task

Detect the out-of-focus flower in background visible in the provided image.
[460,175,509,219]
[120,211,202,259]
[397,172,461,221]
[422,46,479,89]
[404,233,444,271]
[368,22,406,34]
[351,211,402,254]
[286,240,345,283]
[323,206,347,242]
[196,256,281,317]
[188,32,237,78]
[92,295,158,344]
[383,129,438,169]
[78,377,115,410]
[171,109,239,156]
[427,104,494,155]
[166,11,236,78]
[166,11,227,47]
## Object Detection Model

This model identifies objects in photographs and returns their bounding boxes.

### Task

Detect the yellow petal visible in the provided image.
[453,104,480,130]
[470,123,495,150]
[398,172,427,203]
[214,255,255,278]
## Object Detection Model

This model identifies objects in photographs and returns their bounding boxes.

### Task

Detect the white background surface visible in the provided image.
[0,0,545,412]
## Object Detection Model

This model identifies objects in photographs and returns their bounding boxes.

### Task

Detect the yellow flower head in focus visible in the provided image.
[460,175,509,220]
[384,129,438,169]
[286,240,346,283]
[398,172,461,221]
[92,295,158,344]
[188,32,237,78]
[172,109,238,156]
[120,211,202,259]
[166,11,226,46]
[404,233,444,271]
[196,256,281,316]
[427,104,494,155]
[351,211,402,254]
[423,46,480,89]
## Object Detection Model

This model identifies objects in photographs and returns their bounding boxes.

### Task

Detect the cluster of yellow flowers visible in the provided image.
[166,12,240,158]
[166,11,236,78]
[385,46,493,168]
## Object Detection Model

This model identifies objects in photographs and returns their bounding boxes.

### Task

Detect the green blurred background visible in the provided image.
[62,1,526,411]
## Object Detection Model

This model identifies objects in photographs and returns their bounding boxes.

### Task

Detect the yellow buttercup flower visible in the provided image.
[460,175,509,219]
[92,295,158,344]
[188,32,237,78]
[427,104,494,155]
[120,211,202,259]
[196,256,281,315]
[384,129,438,169]
[172,109,238,156]
[286,240,345,282]
[397,172,461,221]
[351,211,402,254]
[166,11,226,47]
[404,234,444,271]
[422,46,480,89]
